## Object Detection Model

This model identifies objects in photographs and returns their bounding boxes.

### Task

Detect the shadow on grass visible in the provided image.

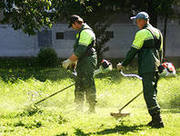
[0,112,42,129]
[74,124,144,136]
[0,109,42,119]
[13,120,42,129]
[55,133,68,136]
[0,67,124,83]
[95,70,123,83]
[0,67,74,82]
[162,109,180,113]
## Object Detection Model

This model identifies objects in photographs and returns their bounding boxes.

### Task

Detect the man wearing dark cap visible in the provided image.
[117,12,164,128]
[62,15,97,113]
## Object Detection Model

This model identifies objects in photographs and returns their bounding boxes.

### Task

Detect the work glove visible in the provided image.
[70,60,77,71]
[117,62,124,71]
[73,61,77,68]
[62,59,73,69]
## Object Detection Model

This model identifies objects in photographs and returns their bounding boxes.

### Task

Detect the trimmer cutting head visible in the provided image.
[110,111,130,118]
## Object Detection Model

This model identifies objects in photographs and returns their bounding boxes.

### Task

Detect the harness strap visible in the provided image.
[146,28,164,64]
[77,27,96,60]
[145,28,161,50]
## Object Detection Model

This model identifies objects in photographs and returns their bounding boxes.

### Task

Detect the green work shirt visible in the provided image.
[74,23,97,73]
[122,24,163,75]
[74,23,96,58]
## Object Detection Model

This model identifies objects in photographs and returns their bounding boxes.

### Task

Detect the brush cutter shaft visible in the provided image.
[118,70,143,112]
[120,70,142,80]
[119,91,143,112]
[36,64,112,105]
[34,83,75,105]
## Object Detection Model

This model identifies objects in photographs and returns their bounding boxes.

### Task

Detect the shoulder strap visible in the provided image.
[77,27,93,42]
[146,28,164,63]
[77,27,96,61]
[146,28,161,50]
[77,27,96,49]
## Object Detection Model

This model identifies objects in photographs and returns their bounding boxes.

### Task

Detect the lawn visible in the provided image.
[0,67,179,136]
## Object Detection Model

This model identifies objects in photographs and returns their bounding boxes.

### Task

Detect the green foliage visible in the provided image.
[1,0,179,63]
[0,0,53,35]
[1,0,118,63]
[13,120,42,129]
[0,0,179,36]
[0,57,38,69]
[37,48,58,67]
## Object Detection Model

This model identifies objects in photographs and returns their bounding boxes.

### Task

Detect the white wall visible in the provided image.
[104,22,180,58]
[0,25,38,57]
[165,24,180,57]
[104,24,138,58]
[0,22,180,58]
[52,24,74,58]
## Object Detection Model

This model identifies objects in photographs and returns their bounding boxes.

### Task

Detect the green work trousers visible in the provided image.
[141,72,160,116]
[74,57,97,106]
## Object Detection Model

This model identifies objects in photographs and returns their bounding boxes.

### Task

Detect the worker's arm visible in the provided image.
[74,30,93,59]
[117,30,146,70]
[121,47,139,66]
[69,54,78,62]
[62,30,92,69]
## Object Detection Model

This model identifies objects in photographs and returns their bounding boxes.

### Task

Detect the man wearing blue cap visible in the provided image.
[117,12,164,128]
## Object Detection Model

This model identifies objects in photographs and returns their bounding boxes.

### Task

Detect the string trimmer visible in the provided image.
[110,70,143,118]
[30,59,112,107]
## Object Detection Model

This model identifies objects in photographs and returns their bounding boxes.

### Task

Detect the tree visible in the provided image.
[155,0,180,57]
[0,0,53,35]
[0,0,115,64]
[1,0,179,60]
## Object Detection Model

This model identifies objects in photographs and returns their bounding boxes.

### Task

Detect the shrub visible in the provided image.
[37,48,58,67]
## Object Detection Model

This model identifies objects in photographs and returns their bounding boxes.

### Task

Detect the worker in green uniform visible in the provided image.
[62,15,97,113]
[117,12,164,128]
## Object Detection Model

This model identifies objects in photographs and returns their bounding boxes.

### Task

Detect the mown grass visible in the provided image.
[0,66,179,136]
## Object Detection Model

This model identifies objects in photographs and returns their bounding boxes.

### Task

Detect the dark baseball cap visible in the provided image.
[68,15,83,28]
[130,12,149,20]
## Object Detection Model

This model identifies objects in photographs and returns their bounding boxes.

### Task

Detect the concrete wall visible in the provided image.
[104,24,137,58]
[0,25,38,57]
[0,21,180,58]
[164,24,180,57]
[104,21,180,58]
[51,24,74,58]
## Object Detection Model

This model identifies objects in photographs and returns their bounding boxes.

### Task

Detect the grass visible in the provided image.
[0,66,179,136]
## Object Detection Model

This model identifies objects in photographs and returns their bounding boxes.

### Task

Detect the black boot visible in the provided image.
[147,120,153,126]
[147,116,155,126]
[148,112,164,128]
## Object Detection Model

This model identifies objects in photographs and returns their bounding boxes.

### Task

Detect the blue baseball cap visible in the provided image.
[130,12,149,20]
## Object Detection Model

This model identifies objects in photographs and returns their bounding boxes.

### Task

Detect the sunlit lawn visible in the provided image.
[0,67,179,136]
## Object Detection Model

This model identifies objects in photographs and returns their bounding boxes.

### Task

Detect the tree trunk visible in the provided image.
[163,15,168,58]
[147,0,158,27]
